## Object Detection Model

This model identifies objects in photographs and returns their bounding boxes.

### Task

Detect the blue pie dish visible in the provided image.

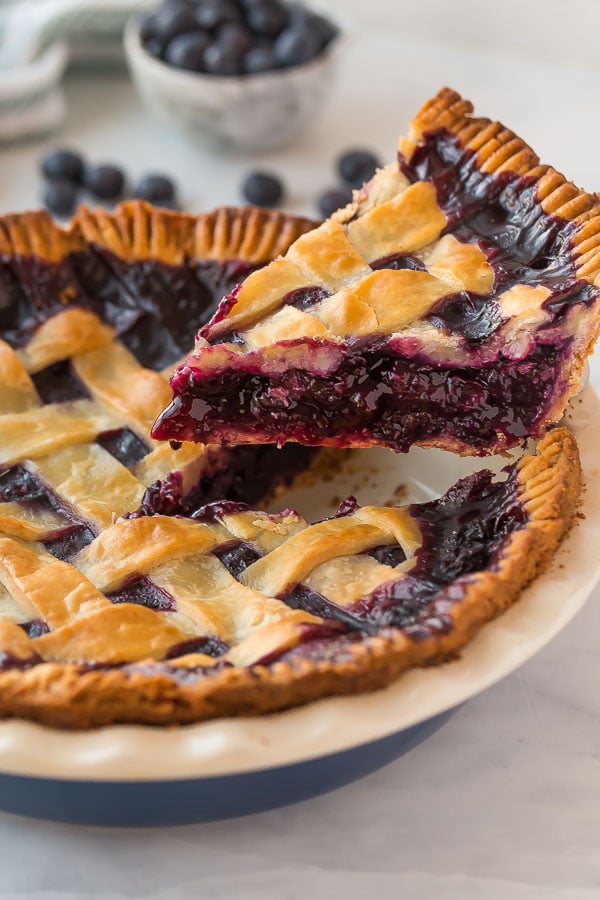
[0,707,457,827]
[0,391,597,828]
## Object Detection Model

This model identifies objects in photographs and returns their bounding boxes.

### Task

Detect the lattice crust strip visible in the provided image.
[0,503,423,668]
[0,412,582,728]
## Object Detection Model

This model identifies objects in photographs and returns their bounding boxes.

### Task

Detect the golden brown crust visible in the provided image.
[0,427,581,728]
[0,200,317,266]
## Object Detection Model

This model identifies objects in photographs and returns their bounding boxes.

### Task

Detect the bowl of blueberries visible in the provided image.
[125,0,344,151]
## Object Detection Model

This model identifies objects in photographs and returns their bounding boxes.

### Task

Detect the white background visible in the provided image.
[1,1,600,897]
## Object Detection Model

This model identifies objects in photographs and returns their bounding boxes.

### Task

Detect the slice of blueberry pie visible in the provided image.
[154,88,600,455]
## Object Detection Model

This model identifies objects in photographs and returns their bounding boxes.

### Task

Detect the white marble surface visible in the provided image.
[1,4,600,897]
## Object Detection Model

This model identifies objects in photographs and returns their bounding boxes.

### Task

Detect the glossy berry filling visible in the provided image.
[157,340,568,453]
[157,125,598,454]
[0,249,259,370]
[96,427,150,469]
[107,575,176,612]
[31,361,90,404]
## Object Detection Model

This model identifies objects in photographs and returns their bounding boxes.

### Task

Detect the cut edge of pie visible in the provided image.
[153,87,600,456]
[0,426,580,729]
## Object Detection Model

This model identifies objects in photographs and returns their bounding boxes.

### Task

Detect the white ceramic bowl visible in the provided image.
[124,12,346,152]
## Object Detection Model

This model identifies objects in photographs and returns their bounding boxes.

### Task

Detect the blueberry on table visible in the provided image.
[246,1,289,38]
[40,149,84,184]
[43,179,78,218]
[317,186,352,218]
[273,20,322,68]
[242,172,284,207]
[134,174,177,206]
[338,149,381,188]
[165,30,211,69]
[84,164,126,201]
[243,42,275,73]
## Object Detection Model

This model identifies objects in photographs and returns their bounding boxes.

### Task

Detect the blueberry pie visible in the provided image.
[0,187,583,728]
[154,88,600,455]
[0,410,581,726]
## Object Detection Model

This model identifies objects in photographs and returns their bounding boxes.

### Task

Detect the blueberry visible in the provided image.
[246,1,288,38]
[317,187,352,219]
[306,12,339,49]
[243,42,275,73]
[338,150,381,188]
[195,0,241,31]
[203,41,240,75]
[84,164,126,201]
[134,174,177,205]
[143,37,164,58]
[165,30,210,69]
[43,179,79,218]
[273,21,322,68]
[242,171,284,207]
[154,1,198,42]
[40,149,84,184]
[217,23,255,57]
[139,14,159,43]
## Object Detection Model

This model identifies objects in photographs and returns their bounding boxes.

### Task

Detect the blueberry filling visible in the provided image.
[370,253,426,272]
[31,360,90,404]
[96,427,150,468]
[428,292,502,343]
[0,466,95,553]
[132,443,316,518]
[157,341,567,453]
[284,285,332,311]
[214,541,263,578]
[367,544,407,567]
[166,635,229,659]
[281,583,378,634]
[0,248,259,371]
[0,465,51,504]
[107,575,176,612]
[351,469,525,636]
[19,619,49,639]
[43,525,96,561]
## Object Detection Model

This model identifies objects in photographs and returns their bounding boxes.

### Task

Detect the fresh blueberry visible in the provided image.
[139,14,160,44]
[40,149,84,184]
[243,42,275,73]
[338,149,381,188]
[203,41,240,75]
[306,12,339,49]
[246,1,288,38]
[143,37,164,58]
[317,187,352,218]
[273,21,322,68]
[84,164,126,201]
[195,0,241,31]
[242,171,284,207]
[154,1,198,42]
[165,30,211,69]
[43,179,79,218]
[217,22,255,58]
[134,174,177,205]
